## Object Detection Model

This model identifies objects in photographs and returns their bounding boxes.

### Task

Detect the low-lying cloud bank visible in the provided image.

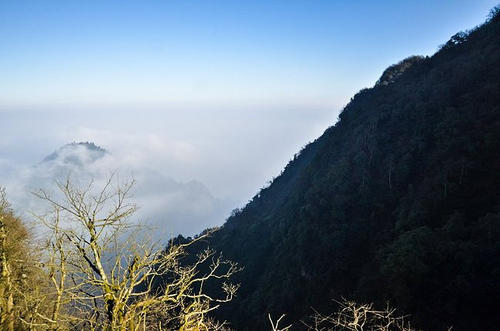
[0,104,336,240]
[1,142,234,241]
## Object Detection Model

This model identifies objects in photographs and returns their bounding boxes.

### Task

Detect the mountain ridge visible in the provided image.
[176,8,500,330]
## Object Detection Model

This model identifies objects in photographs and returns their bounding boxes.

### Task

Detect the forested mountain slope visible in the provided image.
[181,10,500,330]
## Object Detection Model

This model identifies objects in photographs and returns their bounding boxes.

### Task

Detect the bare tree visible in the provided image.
[302,299,417,331]
[268,314,292,331]
[31,175,240,330]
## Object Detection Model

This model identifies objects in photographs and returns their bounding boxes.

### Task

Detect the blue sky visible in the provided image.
[1,0,497,107]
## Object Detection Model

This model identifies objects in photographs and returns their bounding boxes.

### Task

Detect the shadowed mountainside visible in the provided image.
[176,9,500,330]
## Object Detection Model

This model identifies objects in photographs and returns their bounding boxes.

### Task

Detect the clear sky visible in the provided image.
[0,1,498,231]
[1,0,497,107]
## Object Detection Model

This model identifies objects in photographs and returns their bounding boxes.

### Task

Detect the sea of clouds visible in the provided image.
[0,104,336,241]
[0,141,234,241]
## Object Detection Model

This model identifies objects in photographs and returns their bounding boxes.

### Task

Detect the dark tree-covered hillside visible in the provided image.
[171,8,500,330]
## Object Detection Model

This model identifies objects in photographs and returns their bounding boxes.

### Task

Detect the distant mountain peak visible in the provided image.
[42,142,108,166]
[65,141,106,152]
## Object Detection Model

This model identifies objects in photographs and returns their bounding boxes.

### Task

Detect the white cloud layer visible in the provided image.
[1,142,233,241]
[0,103,337,241]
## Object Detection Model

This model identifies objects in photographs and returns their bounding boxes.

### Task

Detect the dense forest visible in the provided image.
[175,7,500,330]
